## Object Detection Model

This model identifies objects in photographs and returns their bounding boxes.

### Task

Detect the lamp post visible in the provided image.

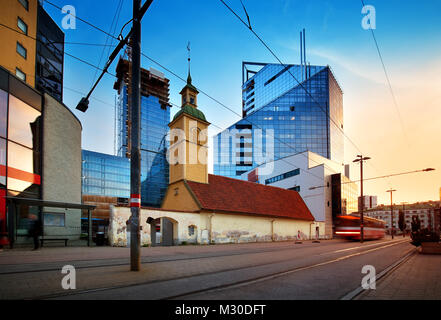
[353,155,371,243]
[401,202,408,237]
[387,189,397,239]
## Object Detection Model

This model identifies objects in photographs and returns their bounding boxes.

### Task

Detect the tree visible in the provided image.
[398,210,406,237]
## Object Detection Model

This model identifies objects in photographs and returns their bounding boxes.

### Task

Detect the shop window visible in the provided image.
[0,90,7,138]
[7,142,40,193]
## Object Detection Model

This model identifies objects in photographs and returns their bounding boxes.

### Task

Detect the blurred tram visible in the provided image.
[334,214,386,240]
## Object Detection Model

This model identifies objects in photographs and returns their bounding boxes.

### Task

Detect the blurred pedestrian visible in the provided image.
[28,214,42,250]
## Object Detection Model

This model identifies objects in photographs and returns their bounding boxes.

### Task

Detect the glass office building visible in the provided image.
[82,150,130,199]
[214,63,344,179]
[115,82,170,207]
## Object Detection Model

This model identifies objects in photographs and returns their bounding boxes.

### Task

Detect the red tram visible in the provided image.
[334,215,385,240]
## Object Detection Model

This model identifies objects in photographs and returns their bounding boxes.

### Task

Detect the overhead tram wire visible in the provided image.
[0,23,117,78]
[90,0,124,90]
[218,0,391,184]
[218,0,365,156]
[360,0,410,148]
[43,0,119,40]
[33,1,331,180]
[25,4,353,182]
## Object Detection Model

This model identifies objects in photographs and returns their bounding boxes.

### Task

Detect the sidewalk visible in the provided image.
[357,250,441,300]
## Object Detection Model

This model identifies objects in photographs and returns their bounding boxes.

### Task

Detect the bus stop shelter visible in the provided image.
[5,196,96,248]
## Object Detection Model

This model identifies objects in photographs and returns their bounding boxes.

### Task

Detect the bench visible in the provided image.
[40,238,68,247]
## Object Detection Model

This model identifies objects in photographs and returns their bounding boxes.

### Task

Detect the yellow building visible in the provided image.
[0,0,38,86]
[109,70,321,246]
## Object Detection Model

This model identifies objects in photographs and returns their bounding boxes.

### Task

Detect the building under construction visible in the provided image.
[113,58,171,208]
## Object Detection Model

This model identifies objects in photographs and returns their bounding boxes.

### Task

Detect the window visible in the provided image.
[17,17,28,35]
[16,42,27,59]
[188,225,195,236]
[15,68,26,82]
[18,0,29,10]
[8,94,41,148]
[0,90,7,138]
[190,95,195,105]
[289,186,301,192]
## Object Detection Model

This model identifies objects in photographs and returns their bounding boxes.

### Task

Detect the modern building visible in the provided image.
[365,202,439,234]
[0,0,64,101]
[109,71,318,247]
[0,66,86,247]
[214,62,344,180]
[240,151,358,238]
[82,150,130,200]
[358,195,378,211]
[114,58,170,207]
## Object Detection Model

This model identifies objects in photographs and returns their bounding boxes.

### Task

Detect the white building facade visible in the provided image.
[241,151,358,238]
[365,207,436,234]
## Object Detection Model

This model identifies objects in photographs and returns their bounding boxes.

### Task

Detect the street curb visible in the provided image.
[340,247,417,300]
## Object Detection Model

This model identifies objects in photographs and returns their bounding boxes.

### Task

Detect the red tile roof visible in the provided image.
[186,174,314,221]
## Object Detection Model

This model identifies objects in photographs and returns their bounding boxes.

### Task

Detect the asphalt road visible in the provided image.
[0,238,414,300]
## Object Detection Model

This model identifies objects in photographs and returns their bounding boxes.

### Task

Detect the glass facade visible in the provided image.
[35,3,64,102]
[332,173,358,217]
[0,88,42,239]
[82,150,130,199]
[116,84,170,207]
[214,64,344,179]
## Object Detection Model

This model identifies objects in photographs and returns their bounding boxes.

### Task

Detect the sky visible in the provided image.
[41,0,441,205]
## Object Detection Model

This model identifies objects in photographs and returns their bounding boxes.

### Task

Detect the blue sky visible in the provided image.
[42,0,441,204]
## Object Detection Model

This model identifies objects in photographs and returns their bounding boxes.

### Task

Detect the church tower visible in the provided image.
[168,60,210,185]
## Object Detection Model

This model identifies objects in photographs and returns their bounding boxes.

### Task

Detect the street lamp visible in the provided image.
[387,189,397,239]
[353,155,371,243]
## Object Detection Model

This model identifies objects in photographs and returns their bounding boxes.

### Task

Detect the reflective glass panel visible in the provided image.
[8,94,41,148]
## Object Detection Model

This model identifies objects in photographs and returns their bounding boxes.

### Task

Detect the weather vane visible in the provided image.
[187,41,191,75]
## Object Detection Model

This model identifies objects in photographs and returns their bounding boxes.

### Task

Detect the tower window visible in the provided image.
[190,95,195,105]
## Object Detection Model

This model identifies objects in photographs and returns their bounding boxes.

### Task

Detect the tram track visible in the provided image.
[0,239,389,275]
[28,238,410,300]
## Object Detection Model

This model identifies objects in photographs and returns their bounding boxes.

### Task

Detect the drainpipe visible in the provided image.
[209,213,215,244]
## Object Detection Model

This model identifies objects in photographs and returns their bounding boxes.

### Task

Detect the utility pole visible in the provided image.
[387,189,397,240]
[129,0,142,271]
[353,155,371,243]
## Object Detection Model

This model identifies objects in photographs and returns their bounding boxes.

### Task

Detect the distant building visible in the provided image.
[358,195,377,211]
[365,202,439,234]
[240,151,358,238]
[0,0,64,101]
[114,58,170,207]
[214,62,344,180]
